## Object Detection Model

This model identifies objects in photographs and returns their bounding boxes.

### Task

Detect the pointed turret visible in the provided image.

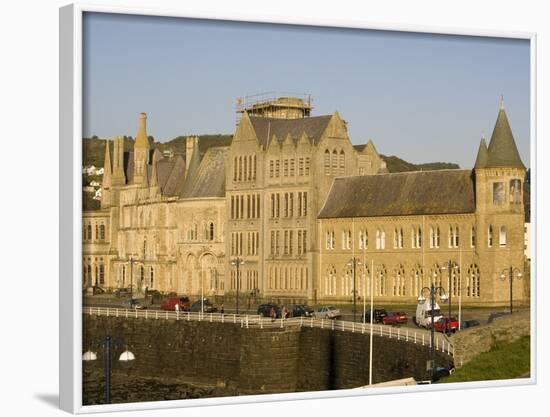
[486,103,525,169]
[103,140,112,189]
[111,136,126,186]
[474,136,489,169]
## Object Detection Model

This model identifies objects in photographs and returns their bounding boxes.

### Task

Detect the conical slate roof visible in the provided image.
[486,107,524,169]
[474,137,488,169]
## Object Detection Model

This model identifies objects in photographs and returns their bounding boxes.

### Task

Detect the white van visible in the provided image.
[415,300,443,328]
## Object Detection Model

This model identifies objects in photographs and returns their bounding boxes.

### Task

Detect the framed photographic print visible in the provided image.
[60,2,536,413]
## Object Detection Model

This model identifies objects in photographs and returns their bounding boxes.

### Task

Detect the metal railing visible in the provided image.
[83,307,454,357]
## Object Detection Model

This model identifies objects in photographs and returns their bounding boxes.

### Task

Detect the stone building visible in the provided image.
[83,96,527,306]
[317,102,526,305]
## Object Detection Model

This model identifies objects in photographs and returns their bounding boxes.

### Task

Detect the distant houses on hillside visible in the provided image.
[83,165,104,176]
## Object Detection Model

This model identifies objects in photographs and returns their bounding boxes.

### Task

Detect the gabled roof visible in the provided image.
[486,107,525,169]
[318,169,475,219]
[180,146,228,198]
[249,115,332,148]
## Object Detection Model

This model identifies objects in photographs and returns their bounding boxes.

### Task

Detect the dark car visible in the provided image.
[114,287,131,298]
[461,319,481,329]
[189,299,217,313]
[383,312,408,326]
[292,304,314,317]
[362,309,388,324]
[121,298,146,310]
[257,303,281,318]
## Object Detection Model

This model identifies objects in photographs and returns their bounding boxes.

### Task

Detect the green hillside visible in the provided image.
[381,154,460,173]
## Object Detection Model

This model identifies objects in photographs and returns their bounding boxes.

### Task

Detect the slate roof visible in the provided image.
[180,146,228,198]
[486,108,525,169]
[318,169,476,218]
[249,115,332,148]
[474,137,489,169]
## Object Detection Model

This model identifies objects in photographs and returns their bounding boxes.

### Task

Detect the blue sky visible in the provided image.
[83,12,530,169]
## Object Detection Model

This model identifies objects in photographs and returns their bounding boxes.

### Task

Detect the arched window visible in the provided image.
[326,265,337,296]
[339,150,345,175]
[451,265,460,297]
[331,149,338,175]
[394,228,403,248]
[467,264,480,297]
[394,264,405,296]
[499,225,507,247]
[377,264,387,296]
[359,229,368,249]
[209,222,215,241]
[411,265,423,298]
[431,264,442,288]
[324,149,330,175]
[238,156,242,181]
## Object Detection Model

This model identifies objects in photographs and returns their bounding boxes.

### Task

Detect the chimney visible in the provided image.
[135,112,150,150]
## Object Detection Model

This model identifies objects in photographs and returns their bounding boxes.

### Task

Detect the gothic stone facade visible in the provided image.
[83,100,527,306]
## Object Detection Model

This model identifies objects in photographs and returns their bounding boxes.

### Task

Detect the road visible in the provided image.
[84,294,526,330]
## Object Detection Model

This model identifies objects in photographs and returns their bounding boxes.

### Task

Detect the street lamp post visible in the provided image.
[417,284,448,382]
[347,257,362,322]
[83,335,135,404]
[231,257,245,314]
[441,261,458,320]
[500,267,523,314]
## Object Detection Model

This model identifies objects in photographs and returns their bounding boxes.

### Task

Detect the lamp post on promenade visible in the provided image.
[441,261,458,319]
[82,336,135,404]
[347,257,362,322]
[500,267,523,314]
[231,257,245,314]
[417,284,448,381]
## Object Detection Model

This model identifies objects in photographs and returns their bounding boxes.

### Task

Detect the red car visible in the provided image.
[160,296,191,311]
[434,317,460,334]
[382,312,408,325]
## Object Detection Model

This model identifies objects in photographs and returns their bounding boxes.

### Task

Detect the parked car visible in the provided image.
[160,296,191,311]
[314,306,342,320]
[291,304,314,317]
[382,312,408,326]
[257,303,281,318]
[189,299,217,313]
[461,319,481,329]
[121,298,146,310]
[362,308,388,323]
[433,316,459,334]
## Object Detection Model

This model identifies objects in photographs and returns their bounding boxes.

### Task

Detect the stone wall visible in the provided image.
[452,310,530,367]
[83,315,452,401]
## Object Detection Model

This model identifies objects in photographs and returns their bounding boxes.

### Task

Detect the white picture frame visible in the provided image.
[59,2,537,414]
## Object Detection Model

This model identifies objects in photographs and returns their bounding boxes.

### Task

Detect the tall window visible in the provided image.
[510,179,522,203]
[233,156,237,181]
[493,182,506,205]
[150,267,154,288]
[339,150,345,175]
[470,226,476,248]
[99,263,105,285]
[394,228,403,249]
[377,265,387,296]
[298,158,304,176]
[359,229,368,249]
[99,224,105,240]
[499,225,507,247]
[269,160,274,178]
[305,158,311,176]
[290,159,295,176]
[449,226,459,248]
[412,227,422,248]
[289,193,294,217]
[209,222,214,241]
[283,159,289,177]
[430,226,440,248]
[467,264,480,297]
[394,264,405,296]
[376,229,385,249]
[275,160,280,177]
[488,225,494,247]
[324,150,330,175]
[331,150,338,175]
[238,156,242,181]
[342,230,351,250]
